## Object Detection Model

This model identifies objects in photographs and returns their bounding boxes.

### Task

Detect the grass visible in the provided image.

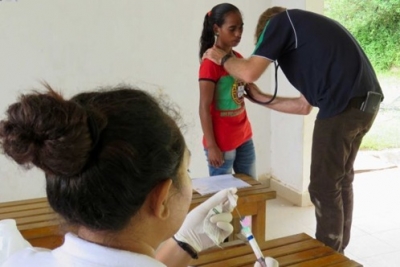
[360,70,400,150]
[361,110,400,150]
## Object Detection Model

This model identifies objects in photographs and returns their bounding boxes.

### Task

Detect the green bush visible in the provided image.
[325,0,400,71]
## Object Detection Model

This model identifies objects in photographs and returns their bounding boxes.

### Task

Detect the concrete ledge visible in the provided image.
[269,178,312,207]
[257,173,271,186]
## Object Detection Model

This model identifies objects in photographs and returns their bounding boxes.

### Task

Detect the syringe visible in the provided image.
[234,207,267,267]
[240,222,267,267]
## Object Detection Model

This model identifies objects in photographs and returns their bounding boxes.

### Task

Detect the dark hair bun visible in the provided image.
[0,89,93,176]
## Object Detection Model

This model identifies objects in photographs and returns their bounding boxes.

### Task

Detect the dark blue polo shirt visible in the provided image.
[253,9,382,119]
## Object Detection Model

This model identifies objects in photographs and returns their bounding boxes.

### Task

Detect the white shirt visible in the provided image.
[2,233,166,267]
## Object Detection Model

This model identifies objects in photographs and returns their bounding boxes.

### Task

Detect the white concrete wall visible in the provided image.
[268,0,308,198]
[0,0,324,204]
[268,0,322,205]
[0,0,273,202]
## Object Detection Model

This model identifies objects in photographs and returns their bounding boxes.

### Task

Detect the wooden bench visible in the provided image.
[1,177,362,266]
[0,197,64,248]
[0,174,275,250]
[191,233,363,267]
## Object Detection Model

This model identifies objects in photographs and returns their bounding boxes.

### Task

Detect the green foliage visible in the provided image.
[325,0,400,71]
[360,109,400,150]
[359,73,400,150]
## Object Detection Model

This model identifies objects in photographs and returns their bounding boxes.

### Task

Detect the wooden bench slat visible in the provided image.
[0,196,63,250]
[13,213,59,225]
[192,233,362,267]
[192,184,275,198]
[192,233,317,266]
[276,246,334,266]
[197,240,325,267]
[20,224,63,238]
[0,202,51,214]
[196,233,311,258]
[287,253,350,267]
[264,239,325,259]
[27,236,64,249]
[0,207,55,220]
[17,220,62,231]
[191,190,276,205]
[327,260,363,267]
[0,197,48,208]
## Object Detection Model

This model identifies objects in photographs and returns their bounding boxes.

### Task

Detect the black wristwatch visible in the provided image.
[220,53,233,67]
[172,236,199,259]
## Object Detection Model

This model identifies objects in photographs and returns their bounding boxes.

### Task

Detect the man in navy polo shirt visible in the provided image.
[203,6,383,253]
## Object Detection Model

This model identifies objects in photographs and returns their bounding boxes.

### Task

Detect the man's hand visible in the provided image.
[202,46,227,65]
[244,83,273,104]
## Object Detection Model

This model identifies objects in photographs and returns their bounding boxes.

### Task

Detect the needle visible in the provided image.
[235,207,244,222]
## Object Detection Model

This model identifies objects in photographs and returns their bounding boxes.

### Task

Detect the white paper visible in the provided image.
[192,174,251,195]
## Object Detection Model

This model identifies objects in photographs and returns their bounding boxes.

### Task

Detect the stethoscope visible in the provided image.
[245,61,280,105]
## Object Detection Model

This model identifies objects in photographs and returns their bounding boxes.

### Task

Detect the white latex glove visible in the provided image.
[253,257,280,267]
[174,188,238,252]
[0,219,32,265]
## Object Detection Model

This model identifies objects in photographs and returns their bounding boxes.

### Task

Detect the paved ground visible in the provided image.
[355,149,400,172]
[267,150,400,266]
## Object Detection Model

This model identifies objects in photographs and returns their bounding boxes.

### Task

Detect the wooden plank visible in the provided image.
[0,197,48,208]
[264,239,324,258]
[287,253,350,267]
[17,220,62,231]
[0,197,64,249]
[252,198,266,246]
[190,174,276,205]
[20,225,62,239]
[276,246,334,266]
[0,207,55,220]
[197,239,324,267]
[0,201,51,214]
[191,184,274,199]
[13,213,59,225]
[199,253,361,267]
[327,260,363,267]
[192,233,315,266]
[190,190,276,207]
[194,233,362,267]
[262,233,313,248]
[28,235,63,249]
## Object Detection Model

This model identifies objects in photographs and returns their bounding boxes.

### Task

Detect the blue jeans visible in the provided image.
[205,139,256,179]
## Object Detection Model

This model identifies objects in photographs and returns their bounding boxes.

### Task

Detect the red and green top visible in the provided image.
[199,51,252,151]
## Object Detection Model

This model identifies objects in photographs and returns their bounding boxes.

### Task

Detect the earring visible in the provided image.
[214,33,219,38]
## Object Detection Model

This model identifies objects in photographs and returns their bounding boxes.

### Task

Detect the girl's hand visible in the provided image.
[207,145,224,168]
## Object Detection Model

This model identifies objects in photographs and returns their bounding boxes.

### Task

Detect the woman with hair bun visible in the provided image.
[0,84,241,267]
